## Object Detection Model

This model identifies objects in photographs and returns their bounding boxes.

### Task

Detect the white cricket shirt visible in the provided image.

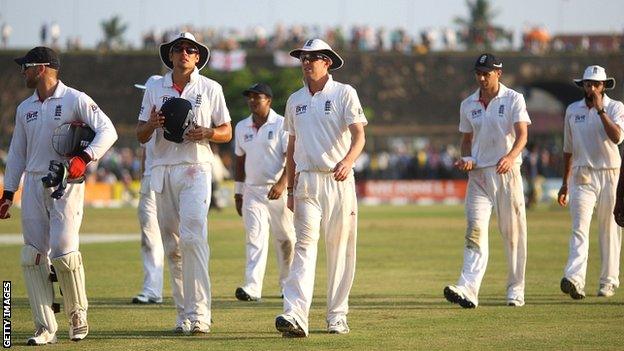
[138,69,231,168]
[459,83,531,169]
[563,95,624,169]
[284,75,367,172]
[234,109,288,185]
[4,81,118,192]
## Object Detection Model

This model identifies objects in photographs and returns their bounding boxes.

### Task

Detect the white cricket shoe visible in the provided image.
[27,327,57,346]
[507,298,525,307]
[173,320,190,334]
[597,283,616,297]
[444,285,476,308]
[327,318,350,334]
[187,320,210,335]
[275,314,306,338]
[69,309,88,341]
[132,293,163,304]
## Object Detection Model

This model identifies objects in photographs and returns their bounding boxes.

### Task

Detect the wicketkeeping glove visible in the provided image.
[68,152,91,179]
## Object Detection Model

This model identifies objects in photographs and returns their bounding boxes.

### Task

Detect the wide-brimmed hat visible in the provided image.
[159,32,210,70]
[574,65,615,90]
[289,39,343,70]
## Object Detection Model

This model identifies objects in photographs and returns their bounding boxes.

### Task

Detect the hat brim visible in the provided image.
[289,48,344,70]
[159,38,210,71]
[242,89,272,98]
[574,78,616,90]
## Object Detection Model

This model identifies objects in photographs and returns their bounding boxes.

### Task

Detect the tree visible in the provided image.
[454,0,512,50]
[100,15,128,51]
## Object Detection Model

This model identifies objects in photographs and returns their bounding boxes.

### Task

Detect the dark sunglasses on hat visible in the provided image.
[171,44,200,55]
[300,52,329,63]
[21,62,50,73]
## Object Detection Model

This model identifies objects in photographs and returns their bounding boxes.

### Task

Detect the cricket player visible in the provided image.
[275,39,367,337]
[135,32,231,335]
[444,53,530,308]
[233,83,295,302]
[0,47,117,345]
[558,65,624,299]
[132,77,164,305]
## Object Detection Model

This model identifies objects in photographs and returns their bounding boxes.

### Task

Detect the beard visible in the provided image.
[584,91,604,102]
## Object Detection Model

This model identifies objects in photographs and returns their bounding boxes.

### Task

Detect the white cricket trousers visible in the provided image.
[565,167,622,289]
[242,184,295,298]
[153,163,212,325]
[282,171,358,335]
[21,172,83,257]
[456,166,527,305]
[137,175,164,299]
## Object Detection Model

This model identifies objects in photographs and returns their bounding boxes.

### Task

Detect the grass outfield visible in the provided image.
[0,204,622,350]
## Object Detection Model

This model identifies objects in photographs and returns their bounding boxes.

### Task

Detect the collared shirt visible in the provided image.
[4,81,118,192]
[563,95,624,169]
[459,83,531,169]
[284,75,368,172]
[234,109,288,185]
[138,68,231,168]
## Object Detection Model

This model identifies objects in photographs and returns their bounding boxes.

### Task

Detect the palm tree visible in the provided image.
[100,15,128,51]
[454,0,512,50]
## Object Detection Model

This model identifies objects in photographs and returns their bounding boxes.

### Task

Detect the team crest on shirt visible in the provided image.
[54,105,62,119]
[25,111,38,123]
[90,104,99,112]
[195,94,202,107]
[139,105,145,115]
[574,114,586,123]
[324,100,332,114]
[470,109,483,118]
[295,104,308,115]
[244,133,254,142]
[268,131,274,140]
[498,105,505,117]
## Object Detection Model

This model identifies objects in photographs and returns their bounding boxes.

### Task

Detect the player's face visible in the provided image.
[583,80,605,100]
[22,65,43,89]
[474,69,501,91]
[169,41,200,70]
[246,92,271,116]
[300,52,331,81]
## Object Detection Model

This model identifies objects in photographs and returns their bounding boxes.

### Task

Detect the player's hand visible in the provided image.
[147,106,165,129]
[185,125,214,142]
[592,90,604,112]
[268,182,285,200]
[68,153,90,179]
[0,197,12,219]
[234,194,243,217]
[557,184,568,207]
[496,155,513,174]
[454,158,475,172]
[333,159,353,181]
[614,197,624,227]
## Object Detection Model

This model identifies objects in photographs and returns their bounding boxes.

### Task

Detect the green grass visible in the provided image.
[0,204,623,350]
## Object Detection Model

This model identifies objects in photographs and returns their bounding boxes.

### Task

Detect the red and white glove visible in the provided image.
[68,152,91,179]
[0,191,14,219]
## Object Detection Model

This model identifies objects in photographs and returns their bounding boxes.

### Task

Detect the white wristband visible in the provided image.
[234,182,245,194]
[462,156,476,164]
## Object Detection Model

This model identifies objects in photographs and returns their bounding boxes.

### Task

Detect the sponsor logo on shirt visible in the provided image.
[470,109,483,118]
[25,111,38,123]
[574,114,586,123]
[325,100,332,114]
[195,94,202,107]
[54,105,62,119]
[161,95,174,104]
[295,104,307,115]
[244,133,254,142]
[498,104,505,117]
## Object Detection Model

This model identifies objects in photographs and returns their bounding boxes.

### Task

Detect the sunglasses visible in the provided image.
[300,53,329,63]
[21,62,50,73]
[171,45,199,55]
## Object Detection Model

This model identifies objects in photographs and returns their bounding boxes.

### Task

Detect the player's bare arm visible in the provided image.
[234,154,246,216]
[286,135,296,211]
[557,152,572,207]
[186,122,232,143]
[333,122,365,182]
[593,91,622,143]
[136,106,164,143]
[454,132,475,172]
[496,121,528,174]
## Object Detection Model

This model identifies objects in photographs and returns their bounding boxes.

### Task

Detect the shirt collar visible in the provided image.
[246,108,278,127]
[303,74,334,95]
[29,80,68,102]
[163,68,200,88]
[471,83,509,102]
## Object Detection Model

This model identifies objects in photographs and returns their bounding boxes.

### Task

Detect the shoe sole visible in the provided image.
[276,317,306,337]
[443,286,476,309]
[560,278,585,300]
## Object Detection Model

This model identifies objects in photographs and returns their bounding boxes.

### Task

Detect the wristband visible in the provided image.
[461,156,476,164]
[234,182,245,194]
